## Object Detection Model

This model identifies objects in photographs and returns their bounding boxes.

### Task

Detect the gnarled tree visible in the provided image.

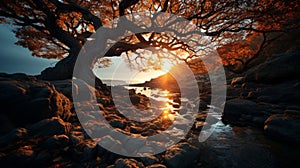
[0,0,299,80]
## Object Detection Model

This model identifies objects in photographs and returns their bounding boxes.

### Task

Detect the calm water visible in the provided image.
[126,86,175,101]
[124,86,299,167]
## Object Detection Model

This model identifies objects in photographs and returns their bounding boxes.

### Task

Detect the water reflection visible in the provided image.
[125,86,179,122]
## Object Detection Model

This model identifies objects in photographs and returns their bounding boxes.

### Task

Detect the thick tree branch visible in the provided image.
[119,0,139,16]
[33,0,81,53]
[161,0,169,12]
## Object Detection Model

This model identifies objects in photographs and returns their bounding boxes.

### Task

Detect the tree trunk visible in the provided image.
[37,46,104,88]
[38,47,80,81]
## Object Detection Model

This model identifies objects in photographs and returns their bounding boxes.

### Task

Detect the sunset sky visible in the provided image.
[0,24,168,83]
[94,57,172,84]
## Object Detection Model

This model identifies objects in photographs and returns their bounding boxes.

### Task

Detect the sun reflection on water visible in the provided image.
[161,92,178,121]
[126,86,180,122]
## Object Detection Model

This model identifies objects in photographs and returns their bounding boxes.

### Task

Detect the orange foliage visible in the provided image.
[0,0,299,67]
[217,32,263,67]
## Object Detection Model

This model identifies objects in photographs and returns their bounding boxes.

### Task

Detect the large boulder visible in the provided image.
[146,164,167,168]
[43,134,70,149]
[29,117,71,137]
[0,128,27,147]
[164,142,200,168]
[223,98,269,127]
[0,73,72,133]
[231,77,245,86]
[254,80,300,105]
[138,156,159,166]
[264,114,300,143]
[110,158,145,168]
[49,80,73,100]
[245,46,300,83]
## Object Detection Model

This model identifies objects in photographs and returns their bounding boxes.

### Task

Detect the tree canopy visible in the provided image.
[1,0,299,79]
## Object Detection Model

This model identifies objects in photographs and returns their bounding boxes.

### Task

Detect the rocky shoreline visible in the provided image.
[0,73,209,167]
[223,46,300,143]
[0,46,300,167]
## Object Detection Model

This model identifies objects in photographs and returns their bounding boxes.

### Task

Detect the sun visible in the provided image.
[127,58,175,84]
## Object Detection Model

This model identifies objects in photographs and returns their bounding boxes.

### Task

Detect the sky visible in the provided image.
[94,57,169,84]
[0,24,57,75]
[0,24,168,83]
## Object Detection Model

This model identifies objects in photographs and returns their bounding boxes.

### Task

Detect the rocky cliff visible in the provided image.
[224,46,300,143]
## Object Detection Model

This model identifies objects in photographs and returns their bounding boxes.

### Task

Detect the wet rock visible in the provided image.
[247,91,259,99]
[68,140,98,162]
[138,146,155,155]
[141,129,157,136]
[231,77,245,86]
[264,114,300,143]
[2,146,35,167]
[31,152,52,167]
[0,114,14,134]
[43,134,69,149]
[255,81,300,104]
[124,136,146,153]
[164,142,200,168]
[82,140,98,161]
[199,101,208,110]
[99,135,122,149]
[245,46,300,83]
[226,75,300,129]
[139,155,159,166]
[0,81,26,104]
[226,85,242,100]
[252,116,268,126]
[110,119,126,129]
[287,106,300,111]
[130,126,144,134]
[69,128,85,146]
[195,113,207,121]
[284,109,300,116]
[146,164,167,168]
[50,80,73,100]
[223,98,268,127]
[147,124,160,131]
[72,78,100,101]
[130,95,141,105]
[0,74,72,132]
[0,128,27,147]
[240,91,249,98]
[29,117,71,137]
[112,158,144,168]
[172,104,180,109]
[241,82,256,89]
